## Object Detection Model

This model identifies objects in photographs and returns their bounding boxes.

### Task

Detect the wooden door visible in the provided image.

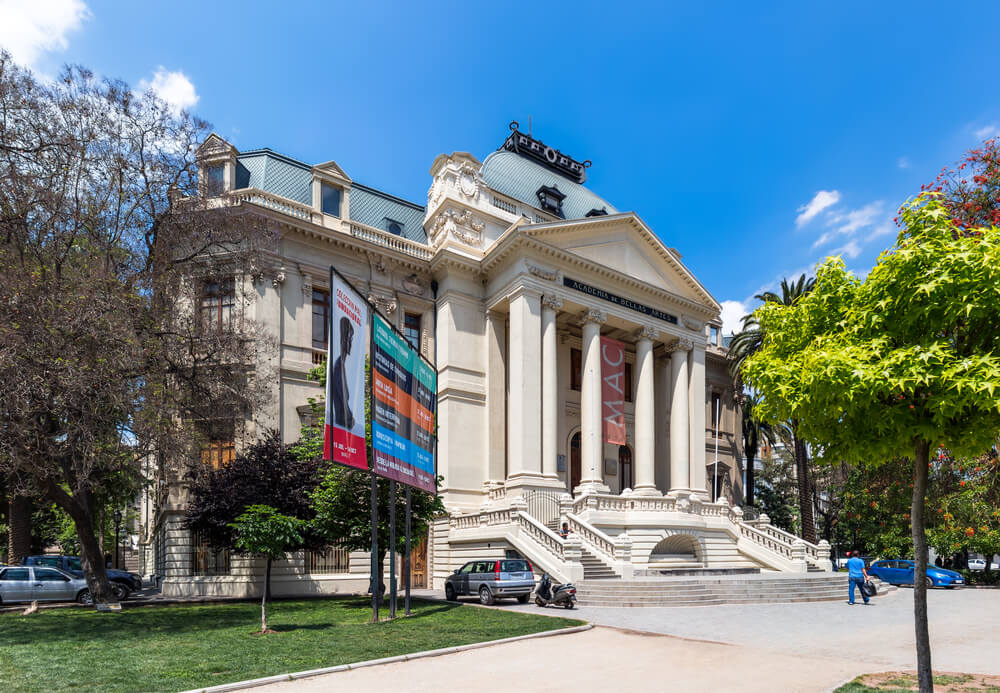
[570,433,581,491]
[410,536,428,589]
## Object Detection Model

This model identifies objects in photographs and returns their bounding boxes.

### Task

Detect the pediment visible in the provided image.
[522,215,717,309]
[196,133,236,159]
[313,159,352,184]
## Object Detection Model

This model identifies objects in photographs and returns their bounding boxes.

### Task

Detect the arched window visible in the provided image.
[570,433,581,491]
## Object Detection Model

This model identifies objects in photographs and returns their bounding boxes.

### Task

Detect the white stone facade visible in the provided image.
[142,130,829,598]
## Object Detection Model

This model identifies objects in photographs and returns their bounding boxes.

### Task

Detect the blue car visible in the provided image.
[868,559,964,588]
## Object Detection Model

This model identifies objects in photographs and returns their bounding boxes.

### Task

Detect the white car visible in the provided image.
[968,558,999,571]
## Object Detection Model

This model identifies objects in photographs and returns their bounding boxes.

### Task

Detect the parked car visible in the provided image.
[444,558,535,605]
[23,555,140,599]
[868,559,964,588]
[0,565,92,604]
[967,558,1000,571]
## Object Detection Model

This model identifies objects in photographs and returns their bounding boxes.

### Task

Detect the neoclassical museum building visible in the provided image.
[146,125,831,598]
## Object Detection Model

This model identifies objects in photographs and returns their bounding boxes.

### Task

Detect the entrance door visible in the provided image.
[570,433,581,491]
[619,445,633,491]
[410,536,428,589]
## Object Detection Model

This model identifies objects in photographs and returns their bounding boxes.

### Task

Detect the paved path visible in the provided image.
[254,587,1000,693]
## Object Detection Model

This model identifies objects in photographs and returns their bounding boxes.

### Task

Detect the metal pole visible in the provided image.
[389,480,397,619]
[713,399,720,502]
[405,485,412,615]
[370,472,379,623]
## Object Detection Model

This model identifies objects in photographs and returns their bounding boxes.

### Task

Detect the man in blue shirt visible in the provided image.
[846,550,870,605]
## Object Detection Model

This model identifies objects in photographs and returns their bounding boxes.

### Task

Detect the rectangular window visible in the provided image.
[190,530,231,576]
[404,313,422,350]
[624,362,633,403]
[199,420,235,469]
[312,289,330,351]
[305,546,350,574]
[199,279,235,332]
[570,348,582,391]
[709,325,720,346]
[711,392,722,436]
[205,164,225,196]
[321,183,341,217]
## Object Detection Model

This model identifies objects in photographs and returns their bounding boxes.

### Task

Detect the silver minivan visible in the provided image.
[0,566,91,605]
[444,558,534,605]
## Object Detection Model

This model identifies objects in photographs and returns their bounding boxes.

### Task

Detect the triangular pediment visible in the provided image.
[521,214,718,310]
[313,160,352,184]
[196,133,237,159]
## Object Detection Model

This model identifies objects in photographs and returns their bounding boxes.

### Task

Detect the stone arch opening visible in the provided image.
[650,534,701,562]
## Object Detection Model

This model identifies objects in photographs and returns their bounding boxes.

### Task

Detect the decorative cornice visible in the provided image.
[368,292,398,315]
[541,294,563,311]
[665,338,694,353]
[527,263,560,282]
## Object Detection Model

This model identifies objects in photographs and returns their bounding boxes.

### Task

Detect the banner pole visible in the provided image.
[370,471,379,623]
[389,479,397,619]
[405,485,411,616]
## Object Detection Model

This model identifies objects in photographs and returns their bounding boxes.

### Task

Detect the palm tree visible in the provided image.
[728,274,818,542]
[741,393,776,507]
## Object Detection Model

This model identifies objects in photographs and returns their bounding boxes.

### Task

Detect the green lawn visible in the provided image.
[0,598,583,692]
[836,672,1000,692]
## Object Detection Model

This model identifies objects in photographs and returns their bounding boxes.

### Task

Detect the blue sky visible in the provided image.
[2,1,998,333]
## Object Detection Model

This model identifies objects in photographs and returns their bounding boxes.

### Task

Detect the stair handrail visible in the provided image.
[737,521,794,559]
[742,519,822,561]
[512,505,565,561]
[565,512,616,565]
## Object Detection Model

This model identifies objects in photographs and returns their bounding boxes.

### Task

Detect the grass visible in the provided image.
[0,597,583,692]
[836,672,1000,692]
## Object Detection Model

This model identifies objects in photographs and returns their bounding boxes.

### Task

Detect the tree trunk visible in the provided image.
[261,557,271,633]
[8,495,33,564]
[912,439,934,693]
[745,452,755,507]
[42,482,113,603]
[792,428,816,543]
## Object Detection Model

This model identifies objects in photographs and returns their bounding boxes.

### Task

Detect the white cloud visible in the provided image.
[138,66,199,115]
[828,201,884,235]
[898,157,910,170]
[974,124,999,140]
[719,300,749,336]
[796,190,841,227]
[812,231,833,249]
[868,221,895,240]
[0,0,90,70]
[830,239,862,259]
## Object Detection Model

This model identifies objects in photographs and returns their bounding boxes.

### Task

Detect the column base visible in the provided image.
[574,481,610,495]
[505,475,568,494]
[631,485,662,497]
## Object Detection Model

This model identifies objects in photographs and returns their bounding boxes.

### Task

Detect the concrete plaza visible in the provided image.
[254,587,1000,693]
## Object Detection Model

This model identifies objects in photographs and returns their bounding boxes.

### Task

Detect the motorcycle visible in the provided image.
[534,573,576,609]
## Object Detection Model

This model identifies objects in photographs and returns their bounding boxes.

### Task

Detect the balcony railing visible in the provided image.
[232,188,312,220]
[348,221,433,261]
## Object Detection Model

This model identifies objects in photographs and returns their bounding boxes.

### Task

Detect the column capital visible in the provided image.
[665,337,694,353]
[634,325,659,341]
[580,308,607,326]
[541,294,563,311]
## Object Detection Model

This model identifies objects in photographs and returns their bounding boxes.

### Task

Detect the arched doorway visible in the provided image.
[570,432,581,491]
[619,445,633,491]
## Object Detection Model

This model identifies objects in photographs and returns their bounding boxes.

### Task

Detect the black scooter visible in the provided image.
[534,573,576,609]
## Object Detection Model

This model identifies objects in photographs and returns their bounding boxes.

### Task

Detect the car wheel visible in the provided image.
[76,589,93,605]
[478,586,494,606]
[925,576,934,589]
[563,601,574,609]
[445,584,457,601]
[111,583,129,601]
[516,594,529,604]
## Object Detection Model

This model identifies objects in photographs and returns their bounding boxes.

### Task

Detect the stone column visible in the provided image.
[578,309,608,492]
[541,295,562,480]
[667,339,692,495]
[485,311,507,483]
[688,344,708,499]
[507,290,542,480]
[633,326,659,496]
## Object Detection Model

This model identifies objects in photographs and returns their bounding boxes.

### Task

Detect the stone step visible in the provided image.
[577,595,848,607]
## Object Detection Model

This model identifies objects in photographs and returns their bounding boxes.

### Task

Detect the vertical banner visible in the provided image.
[324,270,369,470]
[600,336,627,445]
[371,313,437,493]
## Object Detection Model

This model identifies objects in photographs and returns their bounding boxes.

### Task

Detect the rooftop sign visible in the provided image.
[501,122,589,184]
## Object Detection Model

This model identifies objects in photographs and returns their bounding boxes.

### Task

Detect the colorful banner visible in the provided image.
[601,336,627,445]
[371,313,437,493]
[324,271,369,470]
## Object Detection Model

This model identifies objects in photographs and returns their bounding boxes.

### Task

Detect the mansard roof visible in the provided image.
[480,150,617,221]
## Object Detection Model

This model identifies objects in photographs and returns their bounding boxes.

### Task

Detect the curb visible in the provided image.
[177,623,592,693]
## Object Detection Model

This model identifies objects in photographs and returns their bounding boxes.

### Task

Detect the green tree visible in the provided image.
[229,505,305,634]
[740,392,776,507]
[728,274,818,541]
[743,193,1000,692]
[754,447,799,534]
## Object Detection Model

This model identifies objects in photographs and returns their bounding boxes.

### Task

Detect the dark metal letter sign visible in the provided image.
[501,128,589,184]
[563,277,679,325]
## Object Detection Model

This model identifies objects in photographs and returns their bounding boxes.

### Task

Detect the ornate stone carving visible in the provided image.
[683,316,706,331]
[430,207,484,248]
[301,272,313,299]
[527,263,560,281]
[272,269,286,288]
[541,294,563,311]
[635,325,659,341]
[458,162,480,200]
[368,253,386,274]
[580,308,607,325]
[664,337,694,353]
[367,292,397,315]
[402,273,425,296]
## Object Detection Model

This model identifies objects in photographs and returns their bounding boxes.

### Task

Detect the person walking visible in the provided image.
[846,550,870,605]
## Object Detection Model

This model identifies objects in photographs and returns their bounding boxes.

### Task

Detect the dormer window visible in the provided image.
[321,183,341,217]
[385,218,404,236]
[204,164,225,196]
[585,207,608,217]
[536,184,566,218]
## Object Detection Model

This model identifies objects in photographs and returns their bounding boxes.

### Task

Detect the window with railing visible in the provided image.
[190,530,230,576]
[305,546,350,574]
